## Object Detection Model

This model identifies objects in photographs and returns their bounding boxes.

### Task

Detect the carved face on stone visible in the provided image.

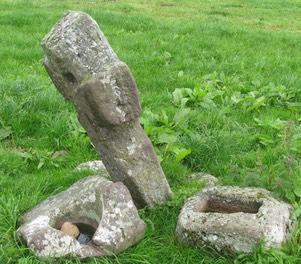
[80,62,141,127]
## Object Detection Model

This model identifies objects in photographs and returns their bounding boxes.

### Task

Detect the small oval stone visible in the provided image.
[60,222,80,238]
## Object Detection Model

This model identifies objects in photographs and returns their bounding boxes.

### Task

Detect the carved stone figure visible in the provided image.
[42,11,173,208]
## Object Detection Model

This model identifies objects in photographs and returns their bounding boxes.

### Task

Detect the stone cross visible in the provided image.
[42,11,173,208]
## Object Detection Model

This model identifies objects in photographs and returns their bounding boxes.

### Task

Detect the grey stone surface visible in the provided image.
[74,160,110,178]
[188,172,218,187]
[42,11,173,208]
[176,186,295,253]
[16,176,146,259]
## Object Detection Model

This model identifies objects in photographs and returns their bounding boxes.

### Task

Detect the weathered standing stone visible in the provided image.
[16,176,146,259]
[176,186,296,253]
[42,11,173,208]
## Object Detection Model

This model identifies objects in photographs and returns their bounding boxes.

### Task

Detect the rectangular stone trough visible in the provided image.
[176,186,296,253]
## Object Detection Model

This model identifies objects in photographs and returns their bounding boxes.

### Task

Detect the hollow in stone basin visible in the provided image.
[75,223,96,244]
[203,199,262,214]
[16,176,146,259]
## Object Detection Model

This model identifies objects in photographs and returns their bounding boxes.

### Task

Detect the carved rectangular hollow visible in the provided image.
[200,199,262,214]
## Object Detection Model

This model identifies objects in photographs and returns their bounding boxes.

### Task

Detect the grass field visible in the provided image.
[1,0,301,263]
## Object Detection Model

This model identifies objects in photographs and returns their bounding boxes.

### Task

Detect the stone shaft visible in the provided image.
[42,11,173,208]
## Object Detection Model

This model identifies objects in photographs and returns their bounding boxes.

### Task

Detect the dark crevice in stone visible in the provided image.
[63,72,77,84]
[75,223,96,244]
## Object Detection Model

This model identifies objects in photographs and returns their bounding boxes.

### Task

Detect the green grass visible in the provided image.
[1,0,301,263]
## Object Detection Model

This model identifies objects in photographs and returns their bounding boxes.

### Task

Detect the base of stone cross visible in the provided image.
[16,176,146,260]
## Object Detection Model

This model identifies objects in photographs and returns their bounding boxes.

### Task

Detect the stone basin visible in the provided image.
[176,186,296,253]
[16,176,146,259]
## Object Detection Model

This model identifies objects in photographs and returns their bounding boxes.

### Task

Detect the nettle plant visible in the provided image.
[253,119,301,202]
[172,71,298,112]
[171,71,301,209]
[140,108,192,163]
[272,121,301,204]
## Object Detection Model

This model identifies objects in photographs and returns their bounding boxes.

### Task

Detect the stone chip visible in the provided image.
[60,222,80,238]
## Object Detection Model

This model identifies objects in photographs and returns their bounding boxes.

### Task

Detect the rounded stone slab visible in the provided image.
[188,172,218,187]
[16,176,146,260]
[176,186,296,253]
[74,160,110,178]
